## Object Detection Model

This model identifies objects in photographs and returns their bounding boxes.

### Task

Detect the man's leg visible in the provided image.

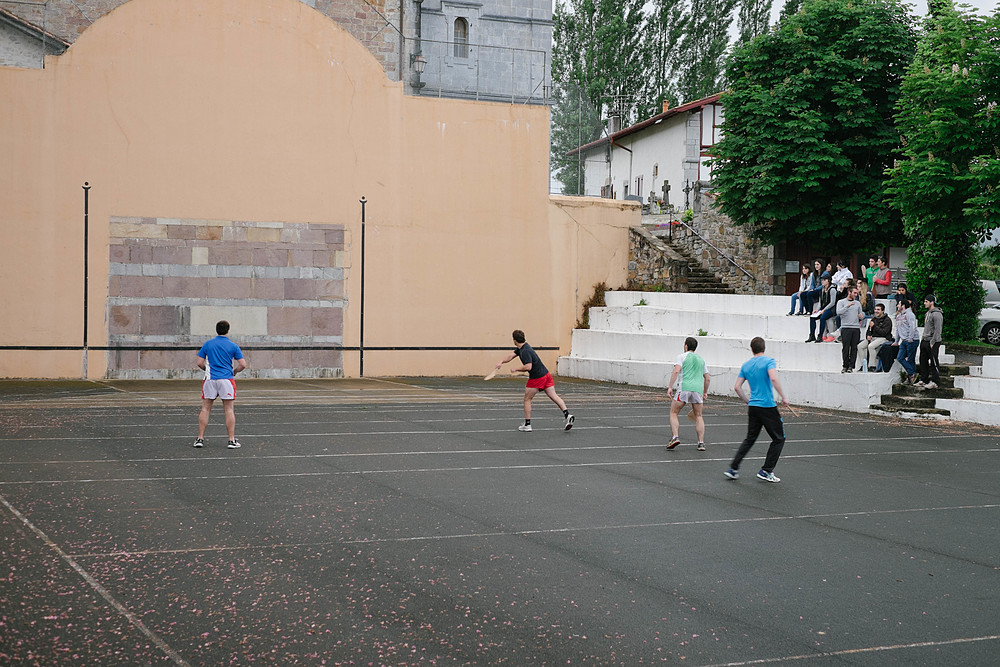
[857,338,870,370]
[759,407,786,473]
[669,398,683,438]
[918,340,930,382]
[846,329,860,370]
[222,399,236,441]
[543,386,567,412]
[198,398,214,438]
[868,338,886,369]
[731,407,764,470]
[523,387,539,421]
[930,342,941,383]
[691,402,705,443]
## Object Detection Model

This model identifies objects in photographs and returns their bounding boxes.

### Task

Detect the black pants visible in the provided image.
[918,340,940,383]
[731,406,785,473]
[841,328,861,370]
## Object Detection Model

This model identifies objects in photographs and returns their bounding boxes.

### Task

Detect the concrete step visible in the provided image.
[880,394,939,409]
[892,384,962,399]
[557,356,896,413]
[869,404,951,417]
[935,397,1000,425]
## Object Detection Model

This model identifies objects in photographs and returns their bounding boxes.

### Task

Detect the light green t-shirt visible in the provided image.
[676,351,707,393]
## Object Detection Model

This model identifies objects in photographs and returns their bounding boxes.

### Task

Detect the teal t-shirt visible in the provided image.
[738,355,777,407]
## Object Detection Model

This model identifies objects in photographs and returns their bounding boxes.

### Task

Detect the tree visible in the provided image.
[710,0,917,252]
[737,0,774,46]
[885,3,1000,340]
[674,0,740,103]
[637,0,689,119]
[550,82,604,195]
[550,0,650,193]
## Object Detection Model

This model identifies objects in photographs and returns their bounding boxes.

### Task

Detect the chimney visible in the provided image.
[662,100,670,113]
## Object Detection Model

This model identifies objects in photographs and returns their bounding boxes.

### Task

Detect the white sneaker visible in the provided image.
[564,414,575,431]
[518,424,532,432]
[193,438,204,448]
[757,470,780,483]
[227,439,242,449]
[924,381,938,390]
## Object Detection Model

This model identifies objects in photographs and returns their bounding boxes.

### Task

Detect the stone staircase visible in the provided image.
[870,364,969,417]
[663,238,736,294]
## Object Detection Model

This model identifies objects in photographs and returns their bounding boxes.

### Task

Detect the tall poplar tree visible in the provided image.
[710,0,917,252]
[674,0,740,103]
[550,0,649,194]
[885,3,999,339]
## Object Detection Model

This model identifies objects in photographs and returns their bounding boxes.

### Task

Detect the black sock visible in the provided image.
[524,419,531,425]
[563,409,569,417]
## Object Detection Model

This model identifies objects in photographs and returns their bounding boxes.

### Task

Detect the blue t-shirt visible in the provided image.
[197,336,244,380]
[738,355,777,408]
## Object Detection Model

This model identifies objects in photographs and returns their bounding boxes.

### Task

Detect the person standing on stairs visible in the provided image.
[916,295,943,390]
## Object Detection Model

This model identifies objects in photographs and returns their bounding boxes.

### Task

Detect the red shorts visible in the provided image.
[526,373,555,390]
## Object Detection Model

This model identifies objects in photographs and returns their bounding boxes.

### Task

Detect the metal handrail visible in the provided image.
[668,218,756,282]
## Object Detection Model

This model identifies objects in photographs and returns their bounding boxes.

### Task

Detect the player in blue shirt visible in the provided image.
[194,320,247,449]
[725,337,790,483]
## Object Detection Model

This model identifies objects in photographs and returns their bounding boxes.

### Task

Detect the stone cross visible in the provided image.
[661,180,670,207]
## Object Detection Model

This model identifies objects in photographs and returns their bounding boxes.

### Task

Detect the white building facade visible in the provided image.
[570,94,723,208]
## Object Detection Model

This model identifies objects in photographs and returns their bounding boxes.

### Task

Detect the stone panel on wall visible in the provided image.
[106,216,347,379]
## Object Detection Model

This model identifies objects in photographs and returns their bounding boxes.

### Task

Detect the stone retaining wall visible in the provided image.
[107,216,347,379]
[642,191,784,295]
[628,227,688,290]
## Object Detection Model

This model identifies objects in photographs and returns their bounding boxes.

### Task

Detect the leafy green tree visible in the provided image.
[550,0,649,193]
[885,3,999,340]
[710,0,917,252]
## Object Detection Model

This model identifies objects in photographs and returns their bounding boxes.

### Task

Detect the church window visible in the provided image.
[454,18,469,58]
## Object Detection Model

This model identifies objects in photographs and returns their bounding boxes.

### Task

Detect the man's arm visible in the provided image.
[496,351,518,369]
[874,270,891,286]
[234,358,247,374]
[196,355,206,370]
[666,364,681,396]
[734,376,748,404]
[768,369,789,407]
[702,372,710,397]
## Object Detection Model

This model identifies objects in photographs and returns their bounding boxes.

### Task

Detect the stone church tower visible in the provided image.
[1,0,551,103]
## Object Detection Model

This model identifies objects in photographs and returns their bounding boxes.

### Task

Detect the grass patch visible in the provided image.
[944,340,1000,355]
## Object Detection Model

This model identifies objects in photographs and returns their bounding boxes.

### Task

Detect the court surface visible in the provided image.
[1,376,998,665]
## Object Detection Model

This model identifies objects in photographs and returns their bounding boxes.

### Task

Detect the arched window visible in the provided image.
[453,18,469,58]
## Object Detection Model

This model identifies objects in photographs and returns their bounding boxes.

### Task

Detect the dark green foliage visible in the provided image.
[638,0,688,119]
[737,0,775,46]
[886,3,999,340]
[710,0,917,253]
[551,83,604,195]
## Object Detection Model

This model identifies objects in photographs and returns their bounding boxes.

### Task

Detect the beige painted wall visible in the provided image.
[0,0,635,379]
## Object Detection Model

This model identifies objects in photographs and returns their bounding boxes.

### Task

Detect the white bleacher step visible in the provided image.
[557,356,896,413]
[605,290,790,315]
[934,397,1000,425]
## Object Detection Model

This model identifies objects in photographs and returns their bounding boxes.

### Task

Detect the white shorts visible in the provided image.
[202,378,236,401]
[674,391,703,404]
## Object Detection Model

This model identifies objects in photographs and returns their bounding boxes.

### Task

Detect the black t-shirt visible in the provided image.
[516,342,548,379]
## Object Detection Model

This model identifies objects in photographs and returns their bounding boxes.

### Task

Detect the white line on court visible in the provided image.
[2,446,997,485]
[0,493,189,666]
[700,634,1000,666]
[1,435,992,467]
[0,420,960,442]
[66,503,1000,558]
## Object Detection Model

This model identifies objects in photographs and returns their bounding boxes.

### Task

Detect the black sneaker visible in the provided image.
[193,438,204,448]
[227,439,242,449]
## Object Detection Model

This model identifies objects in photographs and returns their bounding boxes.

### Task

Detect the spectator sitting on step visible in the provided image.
[858,302,892,372]
[893,282,916,309]
[801,258,826,314]
[831,258,854,291]
[806,272,838,343]
[788,263,816,315]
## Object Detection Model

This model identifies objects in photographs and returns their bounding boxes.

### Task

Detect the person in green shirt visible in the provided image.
[865,255,878,290]
[665,336,711,451]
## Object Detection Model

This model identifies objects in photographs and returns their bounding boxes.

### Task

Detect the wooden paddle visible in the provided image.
[484,367,500,380]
